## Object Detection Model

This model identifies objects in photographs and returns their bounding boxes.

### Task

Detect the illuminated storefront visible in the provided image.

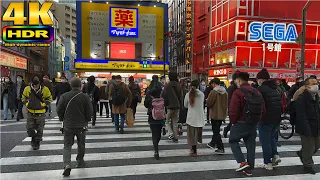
[0,47,28,80]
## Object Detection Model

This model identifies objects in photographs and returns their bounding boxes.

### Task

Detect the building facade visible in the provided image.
[193,0,320,84]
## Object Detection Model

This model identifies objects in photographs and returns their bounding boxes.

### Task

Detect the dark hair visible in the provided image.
[115,75,122,80]
[112,75,116,80]
[189,80,200,107]
[88,76,95,83]
[210,78,220,85]
[237,72,250,81]
[149,75,161,91]
[310,75,317,79]
[103,81,108,84]
[169,72,178,82]
[304,77,316,85]
[232,72,240,81]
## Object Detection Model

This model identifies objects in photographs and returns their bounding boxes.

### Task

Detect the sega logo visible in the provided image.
[248,22,298,43]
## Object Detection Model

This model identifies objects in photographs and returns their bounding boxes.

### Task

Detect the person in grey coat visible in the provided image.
[57,77,93,177]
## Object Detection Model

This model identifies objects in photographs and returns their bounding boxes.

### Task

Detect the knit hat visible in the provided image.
[256,68,270,80]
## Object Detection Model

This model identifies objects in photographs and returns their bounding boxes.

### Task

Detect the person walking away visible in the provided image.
[43,75,53,116]
[204,81,213,125]
[144,75,165,160]
[184,80,206,156]
[57,77,93,177]
[99,81,110,118]
[223,71,240,138]
[107,75,116,122]
[82,76,100,127]
[15,75,26,121]
[128,76,141,118]
[229,72,265,177]
[256,69,283,170]
[108,75,132,133]
[206,78,228,154]
[162,72,181,143]
[178,79,188,124]
[21,75,52,150]
[1,77,16,120]
[281,79,291,92]
[54,76,71,105]
[295,77,320,174]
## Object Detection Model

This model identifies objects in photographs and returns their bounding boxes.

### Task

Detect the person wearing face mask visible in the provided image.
[21,75,52,150]
[54,76,71,105]
[295,77,320,174]
[15,75,26,121]
[1,77,16,120]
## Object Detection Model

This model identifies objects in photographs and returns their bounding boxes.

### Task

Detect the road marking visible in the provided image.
[217,174,320,180]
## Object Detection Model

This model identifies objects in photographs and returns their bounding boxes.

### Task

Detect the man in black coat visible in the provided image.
[82,76,100,127]
[288,77,303,101]
[295,77,320,174]
[54,76,71,104]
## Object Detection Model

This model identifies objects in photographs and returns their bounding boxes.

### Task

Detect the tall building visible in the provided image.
[51,2,77,46]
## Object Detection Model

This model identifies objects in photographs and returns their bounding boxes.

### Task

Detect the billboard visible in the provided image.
[110,42,135,59]
[110,7,138,38]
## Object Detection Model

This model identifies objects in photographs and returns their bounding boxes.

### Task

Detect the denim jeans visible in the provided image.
[2,94,15,119]
[258,124,279,164]
[229,123,257,169]
[114,114,125,129]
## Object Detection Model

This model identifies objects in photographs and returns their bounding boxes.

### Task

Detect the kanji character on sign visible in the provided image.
[267,43,274,51]
[274,43,282,52]
[115,9,134,27]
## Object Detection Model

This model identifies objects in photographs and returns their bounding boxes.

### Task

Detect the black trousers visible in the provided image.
[130,97,138,118]
[210,120,224,150]
[109,100,114,121]
[99,102,109,117]
[92,102,97,125]
[15,99,24,119]
[150,124,163,152]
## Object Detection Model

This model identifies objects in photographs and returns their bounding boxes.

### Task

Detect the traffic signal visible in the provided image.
[143,60,147,68]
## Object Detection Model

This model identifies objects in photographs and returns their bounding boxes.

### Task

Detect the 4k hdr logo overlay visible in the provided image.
[2,2,54,46]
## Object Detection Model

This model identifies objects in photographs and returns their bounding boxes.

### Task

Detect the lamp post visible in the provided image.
[301,0,312,80]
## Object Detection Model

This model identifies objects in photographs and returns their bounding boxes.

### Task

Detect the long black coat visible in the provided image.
[295,91,320,136]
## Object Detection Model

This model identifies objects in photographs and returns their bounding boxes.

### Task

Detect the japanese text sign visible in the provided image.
[185,0,193,72]
[0,51,27,70]
[110,7,138,38]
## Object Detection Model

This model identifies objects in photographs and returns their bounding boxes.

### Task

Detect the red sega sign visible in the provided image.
[110,42,135,59]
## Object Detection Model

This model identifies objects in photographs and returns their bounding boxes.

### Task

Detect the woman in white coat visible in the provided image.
[184,80,206,156]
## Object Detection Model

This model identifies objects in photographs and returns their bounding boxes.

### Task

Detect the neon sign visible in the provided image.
[109,7,138,38]
[248,22,298,43]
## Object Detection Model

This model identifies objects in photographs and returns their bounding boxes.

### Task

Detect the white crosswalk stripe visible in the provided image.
[1,109,320,179]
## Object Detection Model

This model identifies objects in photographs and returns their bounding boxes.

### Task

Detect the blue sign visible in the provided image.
[248,22,298,43]
[64,64,70,71]
[109,7,138,38]
[64,56,70,62]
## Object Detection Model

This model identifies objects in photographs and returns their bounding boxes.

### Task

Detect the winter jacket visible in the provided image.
[257,80,283,124]
[43,79,53,94]
[295,91,320,136]
[184,89,206,127]
[179,86,189,123]
[15,81,26,100]
[82,83,100,102]
[229,83,265,124]
[99,84,108,100]
[107,79,116,100]
[293,86,306,101]
[288,83,302,100]
[22,85,52,114]
[162,81,181,110]
[144,86,165,125]
[1,82,16,110]
[128,82,141,100]
[57,89,93,128]
[108,81,132,114]
[207,86,228,120]
[227,83,238,108]
[54,82,71,103]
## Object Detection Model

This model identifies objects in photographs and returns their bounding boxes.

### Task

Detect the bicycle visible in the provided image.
[279,113,295,139]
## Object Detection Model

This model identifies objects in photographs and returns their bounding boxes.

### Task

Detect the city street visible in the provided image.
[0,103,320,179]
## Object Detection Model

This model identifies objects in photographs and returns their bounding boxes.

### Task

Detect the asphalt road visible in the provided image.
[1,103,320,180]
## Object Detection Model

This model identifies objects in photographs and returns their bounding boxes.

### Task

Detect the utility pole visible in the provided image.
[301,0,312,80]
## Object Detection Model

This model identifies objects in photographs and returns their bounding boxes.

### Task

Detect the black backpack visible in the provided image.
[112,83,126,106]
[240,88,263,124]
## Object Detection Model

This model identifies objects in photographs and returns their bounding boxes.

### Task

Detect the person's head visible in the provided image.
[60,76,67,83]
[201,80,206,86]
[112,75,116,80]
[103,81,108,85]
[281,79,287,84]
[235,72,250,88]
[88,76,95,83]
[210,78,220,88]
[32,75,41,86]
[189,79,200,107]
[16,75,23,83]
[70,77,82,90]
[115,75,122,81]
[129,76,134,83]
[4,76,11,83]
[256,68,270,86]
[296,77,303,83]
[232,70,240,81]
[310,75,317,79]
[169,72,178,82]
[305,77,319,94]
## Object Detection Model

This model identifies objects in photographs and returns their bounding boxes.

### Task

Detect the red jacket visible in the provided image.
[229,83,265,124]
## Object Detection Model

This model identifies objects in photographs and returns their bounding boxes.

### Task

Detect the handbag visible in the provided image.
[126,108,134,127]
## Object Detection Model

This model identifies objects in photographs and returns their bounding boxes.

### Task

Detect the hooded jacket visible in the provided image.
[162,81,181,109]
[257,79,282,124]
[22,85,52,114]
[206,86,228,120]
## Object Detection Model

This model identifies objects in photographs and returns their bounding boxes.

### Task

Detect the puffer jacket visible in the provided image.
[257,80,282,124]
[22,85,52,114]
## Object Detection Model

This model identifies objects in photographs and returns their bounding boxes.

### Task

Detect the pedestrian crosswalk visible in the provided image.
[1,109,320,179]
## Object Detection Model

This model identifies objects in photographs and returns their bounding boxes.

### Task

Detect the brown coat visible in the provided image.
[108,81,132,114]
[206,86,228,120]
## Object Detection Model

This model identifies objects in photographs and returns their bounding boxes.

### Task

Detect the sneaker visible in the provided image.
[304,167,316,174]
[242,169,253,177]
[33,141,40,150]
[272,155,281,166]
[236,162,250,172]
[63,165,71,177]
[215,149,225,155]
[162,127,166,136]
[168,134,173,140]
[106,115,109,118]
[115,128,120,132]
[172,138,178,143]
[189,151,198,157]
[223,127,228,138]
[258,163,273,170]
[207,143,216,149]
[297,151,303,164]
[76,161,86,168]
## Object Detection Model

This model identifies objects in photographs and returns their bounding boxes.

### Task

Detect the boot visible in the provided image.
[120,125,124,134]
[31,137,36,148]
[154,151,159,160]
[33,141,40,150]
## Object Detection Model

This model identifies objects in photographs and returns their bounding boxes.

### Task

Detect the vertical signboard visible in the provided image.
[185,0,193,73]
[295,51,301,78]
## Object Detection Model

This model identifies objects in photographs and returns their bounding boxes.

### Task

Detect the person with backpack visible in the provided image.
[184,80,206,157]
[229,72,265,177]
[204,81,213,125]
[82,76,100,127]
[21,75,52,150]
[57,78,93,177]
[162,72,181,143]
[99,81,110,118]
[295,77,320,174]
[128,76,141,118]
[107,75,116,122]
[256,69,283,170]
[144,75,165,160]
[206,78,228,154]
[108,75,132,133]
